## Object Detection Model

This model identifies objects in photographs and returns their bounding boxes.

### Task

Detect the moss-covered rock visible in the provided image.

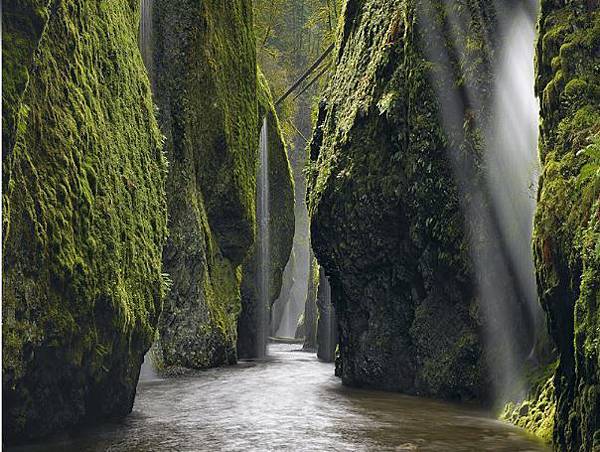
[307,0,533,400]
[153,0,258,368]
[2,0,167,442]
[532,2,600,450]
[237,69,295,358]
[501,362,557,445]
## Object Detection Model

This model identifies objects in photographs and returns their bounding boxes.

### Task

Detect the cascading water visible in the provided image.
[416,0,541,403]
[139,0,154,85]
[480,1,541,401]
[256,117,270,357]
[486,5,541,352]
[138,0,159,379]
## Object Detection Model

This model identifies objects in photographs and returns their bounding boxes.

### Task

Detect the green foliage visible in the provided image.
[253,0,340,145]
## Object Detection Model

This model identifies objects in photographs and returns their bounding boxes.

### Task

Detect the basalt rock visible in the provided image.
[532,2,600,450]
[2,0,167,442]
[307,0,533,400]
[316,269,337,362]
[302,253,320,351]
[153,0,258,368]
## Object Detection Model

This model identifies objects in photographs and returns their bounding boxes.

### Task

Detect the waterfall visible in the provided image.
[415,1,541,403]
[479,3,541,401]
[139,0,154,85]
[486,8,541,344]
[257,117,270,357]
[139,352,159,382]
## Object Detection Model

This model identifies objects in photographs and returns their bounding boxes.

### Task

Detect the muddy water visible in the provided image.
[11,343,548,451]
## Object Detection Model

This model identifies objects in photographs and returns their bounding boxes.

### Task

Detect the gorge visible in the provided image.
[2,0,599,451]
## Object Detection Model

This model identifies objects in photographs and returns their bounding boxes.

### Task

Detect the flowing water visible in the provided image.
[11,344,548,452]
[139,0,154,84]
[485,3,541,345]
[256,117,270,357]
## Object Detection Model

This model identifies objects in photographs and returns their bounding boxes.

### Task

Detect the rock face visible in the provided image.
[153,0,258,368]
[533,2,600,450]
[316,269,337,362]
[302,254,320,350]
[2,0,167,442]
[237,70,295,358]
[308,0,533,400]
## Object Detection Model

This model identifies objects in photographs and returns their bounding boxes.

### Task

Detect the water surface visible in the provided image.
[12,344,548,451]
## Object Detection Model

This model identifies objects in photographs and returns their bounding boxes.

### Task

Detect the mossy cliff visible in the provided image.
[2,0,167,442]
[237,70,295,358]
[532,2,600,450]
[308,0,533,399]
[153,0,258,368]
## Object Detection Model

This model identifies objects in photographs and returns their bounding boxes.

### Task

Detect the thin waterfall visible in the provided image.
[137,0,156,378]
[257,117,270,357]
[479,4,541,401]
[416,1,540,403]
[139,0,154,85]
[485,7,541,351]
[275,274,308,338]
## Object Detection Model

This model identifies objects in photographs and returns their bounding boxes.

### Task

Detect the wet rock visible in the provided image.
[316,269,337,362]
[307,0,533,400]
[302,254,320,351]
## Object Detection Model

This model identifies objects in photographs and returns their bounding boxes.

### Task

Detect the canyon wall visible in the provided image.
[2,0,167,441]
[307,0,532,400]
[153,0,258,368]
[533,1,600,449]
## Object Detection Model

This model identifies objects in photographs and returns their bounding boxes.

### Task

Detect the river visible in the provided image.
[10,343,548,451]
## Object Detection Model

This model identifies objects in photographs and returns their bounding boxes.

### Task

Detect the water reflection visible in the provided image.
[10,344,548,451]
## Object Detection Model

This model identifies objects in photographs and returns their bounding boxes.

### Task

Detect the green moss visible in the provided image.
[501,362,557,444]
[533,3,600,450]
[2,0,167,442]
[154,0,263,368]
[307,0,499,399]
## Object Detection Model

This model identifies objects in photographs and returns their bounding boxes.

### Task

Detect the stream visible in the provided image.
[11,344,548,451]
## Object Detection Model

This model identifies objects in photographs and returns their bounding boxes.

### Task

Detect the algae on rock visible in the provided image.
[153,0,259,368]
[532,2,600,450]
[2,0,167,442]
